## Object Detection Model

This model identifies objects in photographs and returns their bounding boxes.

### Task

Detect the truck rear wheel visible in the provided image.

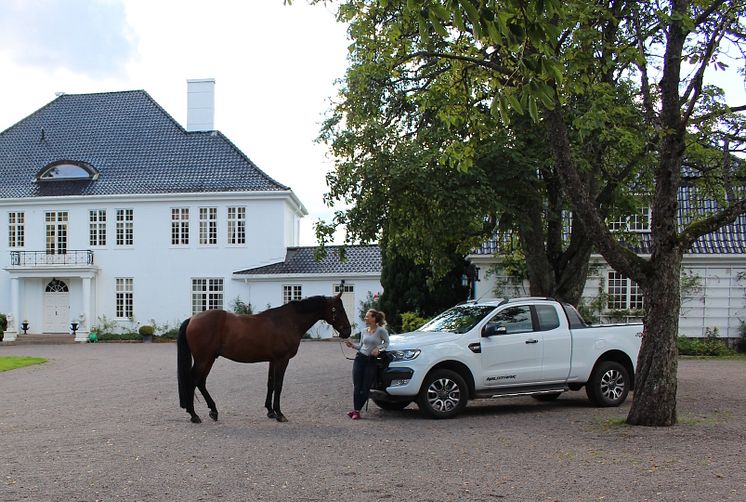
[417,369,468,419]
[586,361,630,407]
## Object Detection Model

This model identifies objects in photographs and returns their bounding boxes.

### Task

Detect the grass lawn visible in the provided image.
[0,356,47,372]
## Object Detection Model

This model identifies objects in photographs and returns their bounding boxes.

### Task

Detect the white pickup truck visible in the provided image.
[370,297,643,419]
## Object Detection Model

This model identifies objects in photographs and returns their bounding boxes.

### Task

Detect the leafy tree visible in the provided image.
[380,0,746,426]
[311,0,650,308]
[379,246,470,331]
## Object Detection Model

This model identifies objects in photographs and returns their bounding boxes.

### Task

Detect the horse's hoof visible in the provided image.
[275,414,288,423]
[267,410,277,419]
[190,415,202,424]
[209,410,218,421]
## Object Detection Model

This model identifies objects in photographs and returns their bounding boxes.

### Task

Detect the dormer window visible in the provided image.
[37,160,99,181]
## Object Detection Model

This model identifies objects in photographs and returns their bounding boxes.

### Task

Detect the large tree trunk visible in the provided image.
[626,251,681,426]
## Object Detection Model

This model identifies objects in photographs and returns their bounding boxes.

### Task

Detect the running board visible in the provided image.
[475,387,568,400]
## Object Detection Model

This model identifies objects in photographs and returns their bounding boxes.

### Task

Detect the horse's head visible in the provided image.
[328,293,352,339]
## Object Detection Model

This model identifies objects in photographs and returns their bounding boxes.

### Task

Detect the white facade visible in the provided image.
[1,192,307,340]
[469,253,746,340]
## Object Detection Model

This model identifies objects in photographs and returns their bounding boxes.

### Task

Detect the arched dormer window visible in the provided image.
[37,160,99,181]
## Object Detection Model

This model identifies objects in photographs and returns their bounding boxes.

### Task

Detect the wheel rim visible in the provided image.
[600,369,625,401]
[426,377,461,413]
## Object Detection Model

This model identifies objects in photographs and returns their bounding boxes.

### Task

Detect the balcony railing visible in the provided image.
[10,250,94,266]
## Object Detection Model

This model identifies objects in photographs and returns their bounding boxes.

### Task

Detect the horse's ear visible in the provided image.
[334,291,343,300]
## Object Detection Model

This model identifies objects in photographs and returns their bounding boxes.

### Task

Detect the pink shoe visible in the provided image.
[351,411,361,420]
[346,410,355,418]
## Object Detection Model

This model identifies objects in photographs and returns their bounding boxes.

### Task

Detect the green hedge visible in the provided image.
[677,333,735,356]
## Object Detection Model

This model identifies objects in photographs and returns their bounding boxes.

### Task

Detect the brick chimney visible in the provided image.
[186,78,215,131]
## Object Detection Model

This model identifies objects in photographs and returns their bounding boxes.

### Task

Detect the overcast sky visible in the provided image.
[0,0,349,245]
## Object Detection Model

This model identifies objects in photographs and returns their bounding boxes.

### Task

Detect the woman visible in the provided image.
[344,309,390,419]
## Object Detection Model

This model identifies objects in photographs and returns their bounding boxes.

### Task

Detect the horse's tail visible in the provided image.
[177,318,192,409]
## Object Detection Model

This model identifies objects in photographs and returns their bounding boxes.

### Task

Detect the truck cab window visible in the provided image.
[535,305,560,331]
[488,306,533,334]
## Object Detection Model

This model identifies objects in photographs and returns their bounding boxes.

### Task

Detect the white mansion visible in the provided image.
[1,80,381,342]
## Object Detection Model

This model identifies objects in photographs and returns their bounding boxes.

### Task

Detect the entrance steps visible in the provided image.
[3,334,77,345]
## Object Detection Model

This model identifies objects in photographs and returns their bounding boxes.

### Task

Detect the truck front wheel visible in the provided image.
[417,369,468,419]
[586,361,630,407]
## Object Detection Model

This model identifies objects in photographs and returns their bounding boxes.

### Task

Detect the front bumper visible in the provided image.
[371,366,416,401]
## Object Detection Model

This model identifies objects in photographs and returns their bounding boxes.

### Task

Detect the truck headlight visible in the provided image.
[389,349,421,361]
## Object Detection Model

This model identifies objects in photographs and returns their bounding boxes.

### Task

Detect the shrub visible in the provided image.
[0,313,7,332]
[400,312,430,333]
[95,332,142,342]
[231,296,253,315]
[138,325,155,336]
[677,327,735,356]
[739,321,746,354]
[159,326,180,341]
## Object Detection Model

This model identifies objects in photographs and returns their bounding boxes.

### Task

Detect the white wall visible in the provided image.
[0,193,302,333]
[470,255,746,339]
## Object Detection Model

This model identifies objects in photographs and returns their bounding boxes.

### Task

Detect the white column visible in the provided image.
[3,278,19,342]
[76,276,92,342]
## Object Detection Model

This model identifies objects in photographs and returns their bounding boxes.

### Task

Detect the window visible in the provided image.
[37,160,98,181]
[89,210,106,246]
[283,285,302,304]
[607,271,644,310]
[116,278,134,318]
[192,278,223,314]
[535,305,560,331]
[8,211,24,247]
[608,207,651,232]
[334,284,354,294]
[487,306,534,334]
[199,207,217,245]
[116,209,134,246]
[227,206,246,244]
[171,208,190,245]
[45,211,68,255]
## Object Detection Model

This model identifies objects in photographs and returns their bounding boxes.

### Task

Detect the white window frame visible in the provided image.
[8,211,25,248]
[192,278,224,314]
[606,271,644,310]
[116,277,134,319]
[283,285,302,304]
[89,209,107,247]
[199,207,217,245]
[171,208,190,246]
[227,206,246,245]
[608,207,651,233]
[116,209,134,246]
[45,211,68,255]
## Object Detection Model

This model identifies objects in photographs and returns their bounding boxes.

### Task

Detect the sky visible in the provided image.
[0,0,350,245]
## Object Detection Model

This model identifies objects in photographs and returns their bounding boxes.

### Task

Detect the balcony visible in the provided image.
[10,250,94,267]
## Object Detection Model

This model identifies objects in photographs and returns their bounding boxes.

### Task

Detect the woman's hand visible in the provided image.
[371,347,380,357]
[344,340,353,348]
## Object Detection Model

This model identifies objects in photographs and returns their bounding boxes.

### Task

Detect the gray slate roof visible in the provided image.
[1,90,288,198]
[235,245,381,276]
[473,187,746,256]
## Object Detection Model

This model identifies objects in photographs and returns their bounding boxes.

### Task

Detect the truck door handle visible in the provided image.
[525,339,538,344]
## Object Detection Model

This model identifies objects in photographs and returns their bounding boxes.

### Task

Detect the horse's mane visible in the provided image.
[290,296,329,314]
[261,296,329,316]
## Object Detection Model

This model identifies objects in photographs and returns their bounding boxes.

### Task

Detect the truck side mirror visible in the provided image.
[482,323,507,337]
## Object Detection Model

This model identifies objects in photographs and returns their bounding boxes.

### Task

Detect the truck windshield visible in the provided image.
[419,305,497,334]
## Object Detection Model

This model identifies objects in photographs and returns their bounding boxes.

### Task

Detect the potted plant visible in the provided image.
[138,324,155,343]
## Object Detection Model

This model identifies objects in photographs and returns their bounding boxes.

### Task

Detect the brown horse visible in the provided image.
[177,293,351,423]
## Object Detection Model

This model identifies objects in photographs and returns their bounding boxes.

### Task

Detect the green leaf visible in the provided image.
[528,96,539,123]
[507,92,523,114]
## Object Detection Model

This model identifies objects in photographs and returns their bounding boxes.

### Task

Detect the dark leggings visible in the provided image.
[352,353,377,411]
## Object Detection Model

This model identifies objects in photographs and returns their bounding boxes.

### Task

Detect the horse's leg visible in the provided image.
[188,356,216,424]
[186,363,202,424]
[265,362,276,419]
[270,359,290,423]
[196,359,218,421]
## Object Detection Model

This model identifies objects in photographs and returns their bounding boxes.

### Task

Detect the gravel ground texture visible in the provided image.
[0,341,744,502]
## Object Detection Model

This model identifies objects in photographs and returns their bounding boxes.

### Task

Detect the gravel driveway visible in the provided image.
[1,341,744,502]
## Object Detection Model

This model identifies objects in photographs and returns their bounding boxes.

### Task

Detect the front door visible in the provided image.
[44,279,70,333]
